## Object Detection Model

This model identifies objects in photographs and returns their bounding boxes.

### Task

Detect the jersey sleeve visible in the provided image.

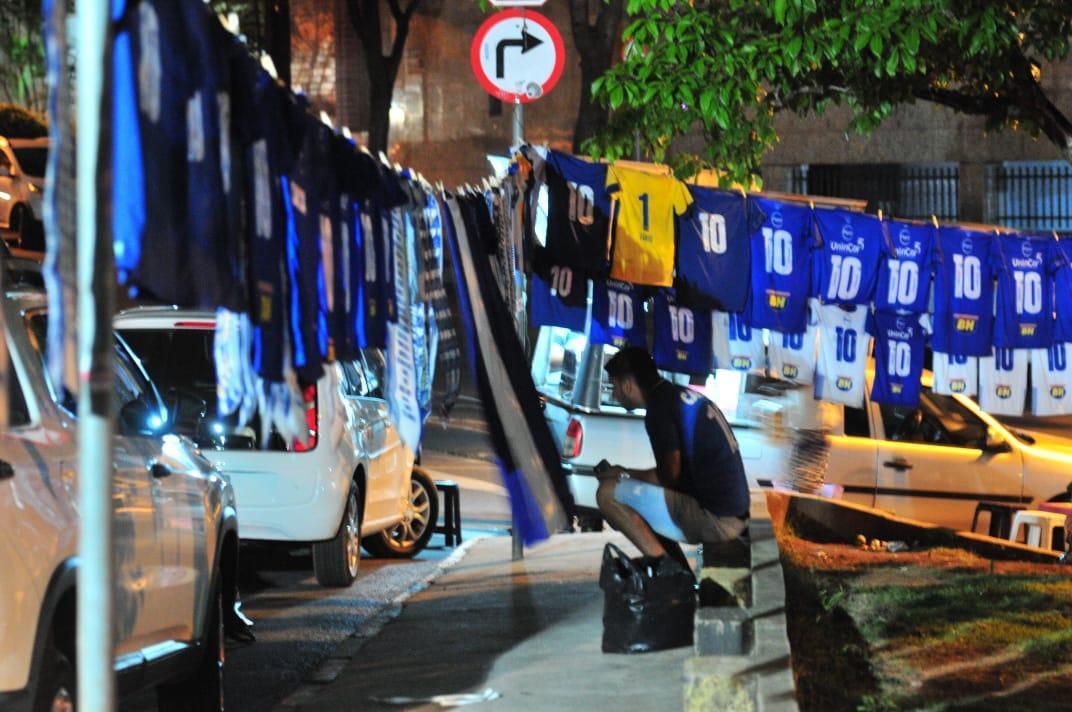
[605,165,621,196]
[671,179,693,216]
[746,197,766,233]
[645,398,681,457]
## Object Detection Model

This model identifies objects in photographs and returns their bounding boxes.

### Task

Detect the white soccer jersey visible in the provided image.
[1030,344,1072,416]
[932,352,978,397]
[815,302,870,408]
[979,347,1028,416]
[768,299,819,384]
[712,310,766,373]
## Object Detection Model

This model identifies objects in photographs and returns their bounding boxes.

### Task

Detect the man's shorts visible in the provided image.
[614,479,748,544]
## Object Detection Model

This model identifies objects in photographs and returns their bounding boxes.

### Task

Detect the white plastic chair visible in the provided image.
[1009,510,1067,550]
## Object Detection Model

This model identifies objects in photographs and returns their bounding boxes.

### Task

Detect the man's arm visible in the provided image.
[598,449,682,488]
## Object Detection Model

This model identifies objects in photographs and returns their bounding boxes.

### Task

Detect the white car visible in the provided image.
[0,136,47,250]
[114,307,438,587]
[534,325,1072,533]
[0,289,240,712]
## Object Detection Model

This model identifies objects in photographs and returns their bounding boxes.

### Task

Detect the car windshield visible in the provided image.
[118,328,272,450]
[12,147,47,177]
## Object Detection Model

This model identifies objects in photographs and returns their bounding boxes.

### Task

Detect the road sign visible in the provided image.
[489,0,548,5]
[470,9,564,104]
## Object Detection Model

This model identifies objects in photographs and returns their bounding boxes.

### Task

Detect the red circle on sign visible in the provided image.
[470,9,565,104]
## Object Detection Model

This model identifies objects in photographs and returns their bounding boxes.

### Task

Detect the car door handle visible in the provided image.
[149,462,173,479]
[0,460,13,480]
[883,459,913,472]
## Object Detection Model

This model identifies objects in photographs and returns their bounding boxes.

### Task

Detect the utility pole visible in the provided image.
[76,0,117,709]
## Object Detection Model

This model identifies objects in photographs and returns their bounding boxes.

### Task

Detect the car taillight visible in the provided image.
[292,383,318,452]
[563,418,583,459]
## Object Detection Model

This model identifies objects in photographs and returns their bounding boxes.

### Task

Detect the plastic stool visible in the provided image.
[1009,510,1066,550]
[433,480,462,547]
[971,501,1028,539]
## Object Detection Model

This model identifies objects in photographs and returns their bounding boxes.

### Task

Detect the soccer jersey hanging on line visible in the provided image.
[993,233,1058,349]
[541,150,613,275]
[1055,239,1072,343]
[653,293,712,376]
[875,219,935,314]
[590,280,646,348]
[768,299,819,384]
[869,311,929,407]
[932,352,978,397]
[712,310,766,373]
[674,186,757,312]
[979,347,1028,416]
[1030,344,1072,416]
[747,198,813,333]
[812,208,883,306]
[932,227,995,357]
[814,303,870,408]
[607,165,693,287]
[529,266,588,332]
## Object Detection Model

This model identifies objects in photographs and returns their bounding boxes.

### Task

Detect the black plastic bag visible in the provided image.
[599,542,696,654]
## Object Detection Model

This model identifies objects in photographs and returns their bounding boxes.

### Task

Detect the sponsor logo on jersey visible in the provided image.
[955,316,978,332]
[1019,323,1038,337]
[1011,257,1041,269]
[767,290,789,310]
[996,384,1013,399]
[732,356,752,370]
[892,383,904,394]
[770,211,784,229]
[783,364,799,378]
[961,238,974,256]
[950,379,967,393]
[836,376,854,391]
[676,349,689,362]
[1051,385,1067,400]
[894,243,922,259]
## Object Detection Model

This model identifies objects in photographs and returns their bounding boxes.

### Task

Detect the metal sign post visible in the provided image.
[511,97,525,562]
[76,0,117,709]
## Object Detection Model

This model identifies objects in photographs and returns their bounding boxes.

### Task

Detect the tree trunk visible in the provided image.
[367,78,393,156]
[569,0,624,154]
[573,59,611,153]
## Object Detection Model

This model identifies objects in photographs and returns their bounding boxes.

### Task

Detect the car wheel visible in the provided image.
[33,632,75,712]
[362,468,439,559]
[312,482,362,587]
[157,580,224,712]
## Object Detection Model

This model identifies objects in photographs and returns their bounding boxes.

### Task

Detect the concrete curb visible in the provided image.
[686,519,798,711]
[272,537,484,710]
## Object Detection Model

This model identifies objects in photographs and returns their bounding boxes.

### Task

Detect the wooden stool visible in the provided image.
[433,480,462,547]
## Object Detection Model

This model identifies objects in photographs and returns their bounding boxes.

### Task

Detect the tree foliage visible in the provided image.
[586,0,1072,183]
[0,0,46,113]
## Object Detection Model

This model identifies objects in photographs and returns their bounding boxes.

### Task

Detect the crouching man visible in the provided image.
[595,347,750,569]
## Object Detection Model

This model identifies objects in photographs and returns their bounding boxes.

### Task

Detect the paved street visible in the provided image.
[126,408,512,711]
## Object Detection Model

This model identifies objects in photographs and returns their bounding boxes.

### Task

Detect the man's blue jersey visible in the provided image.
[812,208,883,306]
[542,150,612,275]
[674,187,759,312]
[931,227,996,357]
[869,311,928,407]
[591,280,646,348]
[1056,239,1072,343]
[529,267,587,332]
[653,293,712,376]
[874,219,935,314]
[747,198,812,333]
[993,234,1057,349]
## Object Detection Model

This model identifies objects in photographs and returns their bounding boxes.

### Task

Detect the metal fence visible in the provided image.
[985,161,1072,232]
[790,163,959,221]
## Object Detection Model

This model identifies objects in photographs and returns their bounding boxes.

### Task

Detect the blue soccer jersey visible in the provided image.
[529,266,588,332]
[875,219,935,314]
[653,293,713,376]
[542,150,613,275]
[812,208,883,306]
[1057,239,1072,343]
[869,311,928,407]
[931,227,996,357]
[591,280,646,347]
[747,198,812,333]
[674,187,759,312]
[993,233,1057,349]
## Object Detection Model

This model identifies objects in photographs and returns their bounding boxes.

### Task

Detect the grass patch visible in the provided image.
[779,534,1072,710]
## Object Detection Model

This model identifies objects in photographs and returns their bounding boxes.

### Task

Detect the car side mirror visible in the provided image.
[118,397,168,437]
[983,427,1011,453]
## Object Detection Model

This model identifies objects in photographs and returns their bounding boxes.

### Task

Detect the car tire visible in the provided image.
[312,482,362,587]
[362,468,438,559]
[157,580,224,712]
[33,632,75,712]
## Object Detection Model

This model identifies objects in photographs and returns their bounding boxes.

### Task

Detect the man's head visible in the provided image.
[604,347,661,410]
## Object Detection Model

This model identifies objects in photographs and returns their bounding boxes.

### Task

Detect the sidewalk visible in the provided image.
[275,532,691,711]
